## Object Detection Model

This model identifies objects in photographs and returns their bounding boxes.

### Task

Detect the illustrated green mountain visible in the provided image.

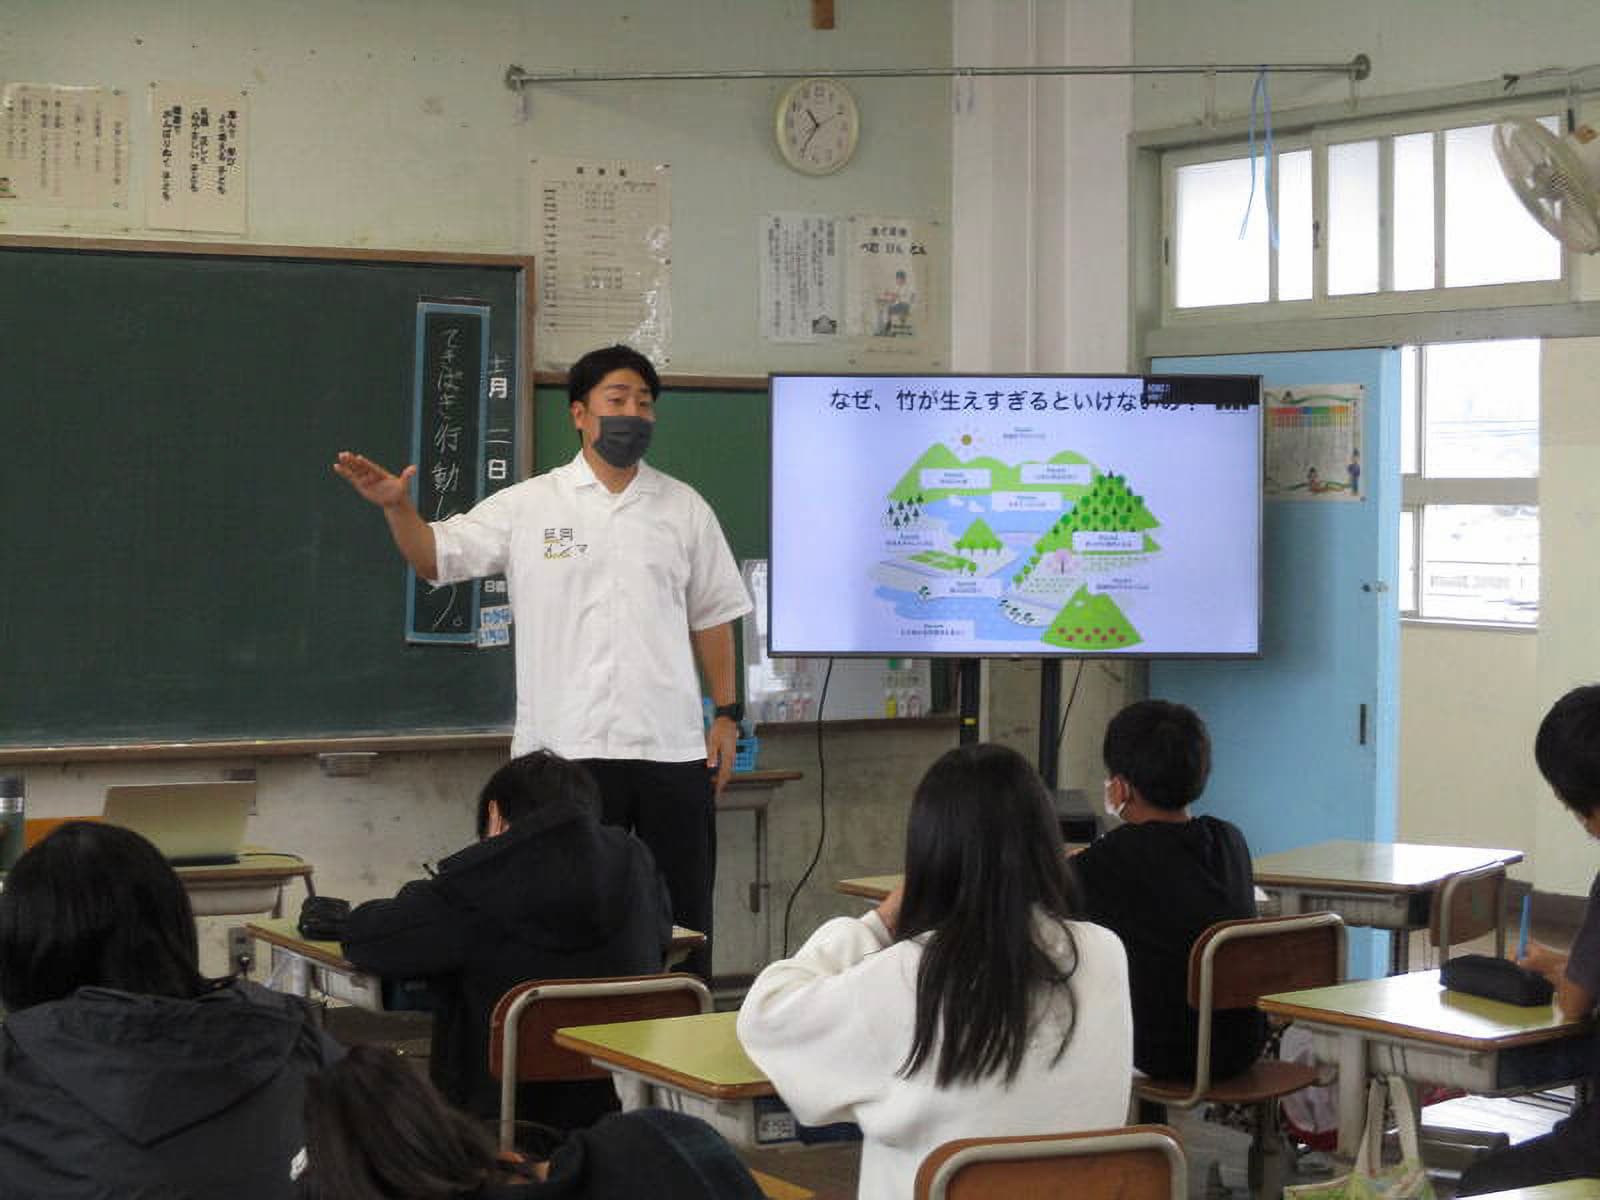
[1033,470,1159,556]
[1041,587,1143,650]
[953,517,1003,553]
[888,445,1094,503]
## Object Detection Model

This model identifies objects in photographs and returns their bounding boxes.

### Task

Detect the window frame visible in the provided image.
[1398,339,1540,630]
[1159,98,1573,328]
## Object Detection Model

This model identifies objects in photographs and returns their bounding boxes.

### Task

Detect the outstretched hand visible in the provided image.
[333,451,417,508]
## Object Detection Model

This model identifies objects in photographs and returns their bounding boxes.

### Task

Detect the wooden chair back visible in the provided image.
[1186,912,1347,1012]
[914,1125,1186,1200]
[1429,863,1507,957]
[488,972,712,1084]
[23,816,101,849]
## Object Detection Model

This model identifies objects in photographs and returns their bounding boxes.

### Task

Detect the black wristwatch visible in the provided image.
[713,702,744,724]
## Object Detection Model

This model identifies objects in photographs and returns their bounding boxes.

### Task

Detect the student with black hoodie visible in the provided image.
[1069,698,1266,1081]
[0,821,341,1200]
[340,751,673,1129]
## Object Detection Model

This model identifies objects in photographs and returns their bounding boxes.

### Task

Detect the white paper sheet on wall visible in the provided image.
[759,212,843,343]
[530,156,671,368]
[145,83,248,234]
[0,83,129,209]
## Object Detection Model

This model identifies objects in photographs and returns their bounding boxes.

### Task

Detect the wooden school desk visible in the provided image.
[249,917,707,1011]
[1260,969,1590,1157]
[1471,1183,1600,1198]
[1253,840,1524,973]
[1,845,313,919]
[179,849,315,917]
[836,874,901,903]
[554,1011,809,1150]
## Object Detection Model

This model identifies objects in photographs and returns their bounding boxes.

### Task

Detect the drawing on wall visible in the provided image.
[530,156,671,368]
[1263,383,1364,501]
[1,82,129,210]
[846,214,933,352]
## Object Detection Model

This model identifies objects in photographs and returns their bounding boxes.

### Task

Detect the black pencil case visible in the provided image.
[1440,953,1554,1006]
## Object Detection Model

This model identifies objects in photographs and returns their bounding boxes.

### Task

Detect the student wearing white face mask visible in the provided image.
[1070,699,1264,1082]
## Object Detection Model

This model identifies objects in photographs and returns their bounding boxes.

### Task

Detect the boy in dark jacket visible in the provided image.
[1070,698,1265,1081]
[341,751,673,1126]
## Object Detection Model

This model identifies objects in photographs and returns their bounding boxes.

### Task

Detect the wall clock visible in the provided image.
[775,77,860,176]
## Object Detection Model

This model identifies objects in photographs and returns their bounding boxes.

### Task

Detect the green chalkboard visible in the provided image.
[533,382,769,563]
[0,239,531,748]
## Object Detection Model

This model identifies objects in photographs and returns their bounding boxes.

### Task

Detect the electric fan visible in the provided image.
[1494,116,1600,253]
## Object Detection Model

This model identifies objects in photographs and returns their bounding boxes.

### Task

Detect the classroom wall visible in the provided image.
[1535,335,1600,896]
[0,0,951,376]
[1130,0,1600,895]
[952,0,1138,786]
[2,0,957,976]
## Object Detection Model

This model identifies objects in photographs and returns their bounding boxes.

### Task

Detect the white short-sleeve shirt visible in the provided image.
[430,453,752,761]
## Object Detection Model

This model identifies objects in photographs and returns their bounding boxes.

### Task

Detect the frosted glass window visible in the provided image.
[1444,122,1562,287]
[1328,140,1380,295]
[1393,133,1436,291]
[1400,344,1419,475]
[1399,510,1417,613]
[1174,157,1269,307]
[1277,149,1313,300]
[1419,504,1538,624]
[1422,340,1540,478]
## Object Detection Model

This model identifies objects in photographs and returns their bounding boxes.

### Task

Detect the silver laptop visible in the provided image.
[101,782,254,866]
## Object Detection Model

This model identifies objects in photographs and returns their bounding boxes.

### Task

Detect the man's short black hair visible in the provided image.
[1535,685,1600,818]
[475,749,601,839]
[567,344,661,408]
[1101,698,1212,811]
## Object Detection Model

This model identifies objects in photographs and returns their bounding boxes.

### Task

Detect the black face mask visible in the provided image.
[591,415,654,469]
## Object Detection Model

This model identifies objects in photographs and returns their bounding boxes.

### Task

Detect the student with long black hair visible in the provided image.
[295,1044,765,1199]
[736,743,1132,1200]
[0,821,341,1199]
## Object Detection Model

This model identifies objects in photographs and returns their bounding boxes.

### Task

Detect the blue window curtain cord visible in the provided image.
[1240,68,1279,248]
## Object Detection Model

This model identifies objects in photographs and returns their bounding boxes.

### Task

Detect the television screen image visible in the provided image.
[768,373,1262,659]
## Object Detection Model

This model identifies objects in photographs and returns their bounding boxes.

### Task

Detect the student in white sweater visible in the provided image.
[737,743,1133,1200]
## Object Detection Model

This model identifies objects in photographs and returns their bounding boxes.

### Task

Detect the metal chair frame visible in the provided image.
[492,973,712,1151]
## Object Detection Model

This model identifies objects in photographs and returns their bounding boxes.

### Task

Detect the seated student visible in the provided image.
[295,1043,765,1199]
[1457,684,1600,1195]
[340,750,672,1129]
[737,743,1132,1200]
[1069,698,1265,1081]
[0,821,340,1199]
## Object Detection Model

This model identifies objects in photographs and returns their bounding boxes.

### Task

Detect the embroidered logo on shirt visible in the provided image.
[543,527,588,559]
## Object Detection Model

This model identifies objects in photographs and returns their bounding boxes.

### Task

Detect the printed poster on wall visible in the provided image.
[530,156,671,369]
[760,212,843,343]
[0,83,128,209]
[146,83,248,234]
[1263,383,1364,501]
[846,215,934,354]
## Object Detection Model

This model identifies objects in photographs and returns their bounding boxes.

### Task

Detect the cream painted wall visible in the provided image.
[1535,336,1600,895]
[0,0,950,374]
[1132,0,1600,131]
[952,0,1136,787]
[1397,626,1540,880]
[2,0,956,977]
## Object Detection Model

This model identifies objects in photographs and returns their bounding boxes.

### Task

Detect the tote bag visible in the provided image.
[1283,1075,1434,1200]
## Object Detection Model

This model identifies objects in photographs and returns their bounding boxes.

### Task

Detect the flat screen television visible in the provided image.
[768,372,1263,658]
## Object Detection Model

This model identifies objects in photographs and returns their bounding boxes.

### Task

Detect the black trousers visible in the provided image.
[582,758,716,980]
[1456,1101,1600,1195]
